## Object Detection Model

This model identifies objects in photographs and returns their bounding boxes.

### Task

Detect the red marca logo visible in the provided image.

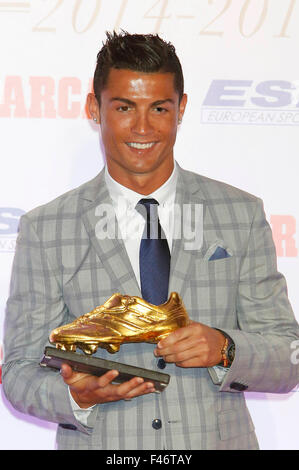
[0,344,3,384]
[271,215,298,257]
[0,76,93,119]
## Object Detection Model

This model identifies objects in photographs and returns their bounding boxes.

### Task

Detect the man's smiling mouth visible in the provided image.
[126,142,156,150]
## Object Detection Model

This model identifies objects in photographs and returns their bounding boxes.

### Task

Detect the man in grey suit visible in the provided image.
[3,31,299,450]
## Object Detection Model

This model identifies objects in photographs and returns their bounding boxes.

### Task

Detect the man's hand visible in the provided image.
[154,321,225,368]
[60,364,156,409]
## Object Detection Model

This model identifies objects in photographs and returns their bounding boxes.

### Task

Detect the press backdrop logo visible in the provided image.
[0,208,25,252]
[0,76,93,119]
[0,343,3,384]
[271,215,298,257]
[201,80,299,126]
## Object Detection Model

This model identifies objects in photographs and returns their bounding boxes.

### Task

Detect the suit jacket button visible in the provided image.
[230,382,248,391]
[152,419,162,430]
[157,358,166,369]
[59,423,77,430]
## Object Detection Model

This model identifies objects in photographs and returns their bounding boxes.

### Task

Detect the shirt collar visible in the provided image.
[105,162,178,209]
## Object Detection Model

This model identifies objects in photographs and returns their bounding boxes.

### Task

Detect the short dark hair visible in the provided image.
[93,31,184,104]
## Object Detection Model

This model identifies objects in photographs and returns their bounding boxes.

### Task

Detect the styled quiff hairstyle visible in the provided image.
[93,31,184,104]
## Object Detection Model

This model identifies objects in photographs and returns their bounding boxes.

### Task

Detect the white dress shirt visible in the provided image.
[105,162,178,285]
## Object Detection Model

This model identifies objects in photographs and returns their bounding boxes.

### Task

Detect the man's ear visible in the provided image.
[87,93,100,123]
[178,93,188,123]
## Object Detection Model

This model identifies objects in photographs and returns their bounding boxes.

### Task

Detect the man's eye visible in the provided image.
[154,107,167,113]
[117,106,131,112]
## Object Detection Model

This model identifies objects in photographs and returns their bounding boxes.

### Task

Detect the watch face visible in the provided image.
[228,344,235,362]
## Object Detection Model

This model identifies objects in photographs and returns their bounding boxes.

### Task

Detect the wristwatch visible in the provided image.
[216,330,235,367]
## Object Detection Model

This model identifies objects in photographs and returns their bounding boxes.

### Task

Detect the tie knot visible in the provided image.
[136,198,159,221]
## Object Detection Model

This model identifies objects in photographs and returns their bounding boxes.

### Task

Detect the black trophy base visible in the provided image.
[40,347,170,392]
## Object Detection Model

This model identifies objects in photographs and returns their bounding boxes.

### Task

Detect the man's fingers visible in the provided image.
[60,363,73,379]
[157,322,200,349]
[97,369,119,388]
[112,377,155,399]
[114,376,144,396]
[60,363,93,385]
[155,336,203,358]
[163,346,201,365]
[61,364,156,406]
[122,380,155,399]
[60,364,119,390]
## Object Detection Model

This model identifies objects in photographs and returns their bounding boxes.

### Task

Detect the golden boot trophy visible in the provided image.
[40,292,190,391]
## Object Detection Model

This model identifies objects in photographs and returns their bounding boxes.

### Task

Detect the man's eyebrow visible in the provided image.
[152,99,175,106]
[110,97,175,106]
[110,97,135,105]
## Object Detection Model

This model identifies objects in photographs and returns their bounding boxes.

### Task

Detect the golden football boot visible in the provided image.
[49,292,190,355]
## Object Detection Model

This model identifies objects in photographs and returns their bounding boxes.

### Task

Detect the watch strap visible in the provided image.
[215,329,235,367]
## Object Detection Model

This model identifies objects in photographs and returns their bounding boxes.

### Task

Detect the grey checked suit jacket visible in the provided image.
[3,165,299,450]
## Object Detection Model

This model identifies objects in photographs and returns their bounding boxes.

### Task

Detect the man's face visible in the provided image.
[89,68,187,191]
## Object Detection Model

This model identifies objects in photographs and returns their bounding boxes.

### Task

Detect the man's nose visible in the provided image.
[131,111,154,135]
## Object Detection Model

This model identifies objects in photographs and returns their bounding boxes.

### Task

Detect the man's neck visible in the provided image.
[106,160,175,195]
[105,162,178,204]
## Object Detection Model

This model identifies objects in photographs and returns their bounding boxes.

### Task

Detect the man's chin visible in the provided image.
[106,150,174,182]
[119,156,164,175]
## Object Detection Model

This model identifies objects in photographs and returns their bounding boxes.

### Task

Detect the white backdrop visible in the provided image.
[0,0,298,450]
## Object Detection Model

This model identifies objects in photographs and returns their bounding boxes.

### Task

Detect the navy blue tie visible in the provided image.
[137,198,170,305]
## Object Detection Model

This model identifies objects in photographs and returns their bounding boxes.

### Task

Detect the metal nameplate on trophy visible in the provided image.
[40,346,170,392]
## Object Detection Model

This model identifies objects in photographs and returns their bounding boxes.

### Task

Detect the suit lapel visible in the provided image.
[80,170,141,297]
[168,166,205,298]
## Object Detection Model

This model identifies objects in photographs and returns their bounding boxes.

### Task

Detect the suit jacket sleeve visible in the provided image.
[2,214,98,434]
[217,198,299,393]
